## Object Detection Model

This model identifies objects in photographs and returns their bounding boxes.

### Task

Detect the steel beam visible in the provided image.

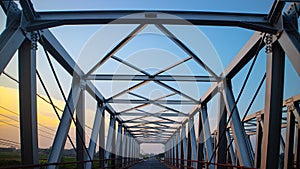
[197,111,204,169]
[19,38,38,166]
[115,123,123,168]
[40,28,128,130]
[216,93,227,169]
[110,99,196,105]
[19,0,37,21]
[47,77,81,169]
[177,129,181,168]
[222,83,254,167]
[99,106,105,168]
[85,105,105,169]
[181,124,187,168]
[254,116,263,168]
[283,110,295,169]
[156,24,218,78]
[1,0,21,26]
[295,124,300,169]
[278,29,300,76]
[200,106,215,167]
[223,32,264,79]
[267,0,285,25]
[0,27,25,75]
[155,81,198,102]
[199,32,264,106]
[261,40,285,169]
[40,29,84,76]
[188,118,197,169]
[173,135,176,166]
[86,24,146,76]
[122,131,127,167]
[105,115,116,168]
[26,10,276,33]
[226,130,236,166]
[87,74,216,82]
[76,89,85,169]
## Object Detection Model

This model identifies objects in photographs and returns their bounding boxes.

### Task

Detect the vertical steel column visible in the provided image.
[170,140,172,165]
[200,105,215,169]
[280,135,286,152]
[295,124,300,169]
[254,116,263,168]
[47,76,81,169]
[127,135,132,165]
[222,82,254,167]
[226,130,236,166]
[181,124,187,168]
[170,137,174,165]
[19,36,38,166]
[138,143,140,160]
[76,88,85,169]
[188,117,197,169]
[115,123,123,168]
[130,136,133,164]
[175,131,179,168]
[111,120,116,169]
[99,107,105,168]
[165,141,167,164]
[174,137,176,166]
[187,123,192,168]
[261,38,285,169]
[105,115,116,168]
[122,130,127,167]
[168,140,171,165]
[197,111,204,169]
[216,94,227,169]
[294,103,300,169]
[177,129,181,168]
[85,105,105,169]
[284,110,295,169]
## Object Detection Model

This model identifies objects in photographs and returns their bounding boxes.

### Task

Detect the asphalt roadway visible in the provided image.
[129,158,170,169]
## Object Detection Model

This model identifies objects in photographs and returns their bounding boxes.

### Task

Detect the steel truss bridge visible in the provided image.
[0,0,300,169]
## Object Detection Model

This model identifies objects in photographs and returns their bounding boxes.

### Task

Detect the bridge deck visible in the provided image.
[129,158,170,169]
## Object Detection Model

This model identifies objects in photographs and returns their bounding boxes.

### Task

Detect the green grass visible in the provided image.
[0,152,21,166]
[0,152,113,169]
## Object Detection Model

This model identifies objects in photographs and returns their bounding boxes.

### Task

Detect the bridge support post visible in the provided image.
[47,77,81,169]
[122,130,127,167]
[76,87,85,169]
[177,129,181,168]
[105,115,116,168]
[197,111,204,169]
[181,124,187,169]
[254,115,263,168]
[85,104,105,169]
[116,123,122,168]
[188,117,197,169]
[283,107,296,169]
[216,93,227,169]
[19,35,39,167]
[222,81,254,167]
[200,105,215,169]
[99,107,105,168]
[226,129,236,166]
[261,37,285,169]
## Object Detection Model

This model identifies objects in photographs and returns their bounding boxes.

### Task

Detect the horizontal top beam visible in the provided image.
[87,74,217,82]
[26,10,276,33]
[111,99,197,105]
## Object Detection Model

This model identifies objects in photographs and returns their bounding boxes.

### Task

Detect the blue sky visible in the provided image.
[1,0,300,154]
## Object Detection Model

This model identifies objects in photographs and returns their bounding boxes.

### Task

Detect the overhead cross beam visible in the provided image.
[86,74,217,82]
[25,10,277,33]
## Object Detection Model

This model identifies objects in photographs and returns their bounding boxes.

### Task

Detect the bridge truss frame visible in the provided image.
[0,0,300,169]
